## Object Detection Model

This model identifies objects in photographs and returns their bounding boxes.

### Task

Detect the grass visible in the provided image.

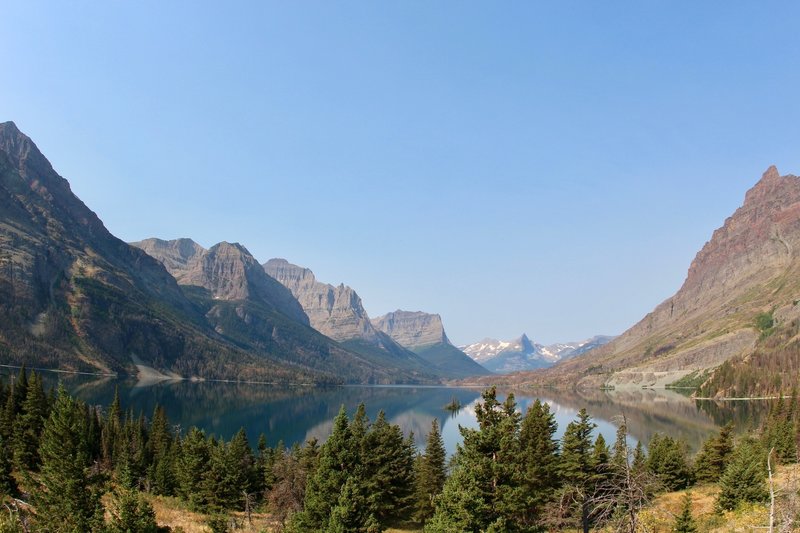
[147,495,276,533]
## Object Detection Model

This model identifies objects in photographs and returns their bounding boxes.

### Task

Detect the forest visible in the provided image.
[0,366,796,532]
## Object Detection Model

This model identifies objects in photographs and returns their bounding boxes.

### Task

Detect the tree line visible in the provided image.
[0,367,795,532]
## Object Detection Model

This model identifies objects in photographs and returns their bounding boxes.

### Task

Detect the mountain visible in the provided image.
[482,166,800,394]
[0,121,329,382]
[133,239,431,384]
[371,310,491,378]
[263,258,443,378]
[460,334,613,373]
[132,239,308,324]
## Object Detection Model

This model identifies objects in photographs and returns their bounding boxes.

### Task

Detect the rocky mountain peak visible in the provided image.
[371,310,451,349]
[264,258,379,342]
[133,239,309,324]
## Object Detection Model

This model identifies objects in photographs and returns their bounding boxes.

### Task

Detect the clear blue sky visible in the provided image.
[2,2,799,345]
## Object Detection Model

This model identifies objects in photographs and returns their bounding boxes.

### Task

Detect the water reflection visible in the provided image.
[38,373,770,455]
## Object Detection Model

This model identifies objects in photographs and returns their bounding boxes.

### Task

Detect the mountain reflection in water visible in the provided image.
[40,374,769,455]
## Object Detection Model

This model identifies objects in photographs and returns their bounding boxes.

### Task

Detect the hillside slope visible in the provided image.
[471,167,800,392]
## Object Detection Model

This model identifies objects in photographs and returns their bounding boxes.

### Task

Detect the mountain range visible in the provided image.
[0,122,484,384]
[470,166,800,397]
[460,334,614,373]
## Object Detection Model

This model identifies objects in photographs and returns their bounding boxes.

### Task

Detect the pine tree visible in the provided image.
[327,473,380,533]
[694,423,734,483]
[647,434,692,491]
[518,398,560,528]
[559,408,596,533]
[716,438,769,511]
[592,433,611,486]
[414,418,447,523]
[175,426,210,510]
[34,385,104,533]
[12,371,48,471]
[426,388,523,532]
[0,435,17,496]
[107,488,160,533]
[291,405,357,531]
[673,492,698,533]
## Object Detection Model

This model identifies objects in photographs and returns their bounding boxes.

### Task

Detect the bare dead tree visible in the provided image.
[589,414,660,533]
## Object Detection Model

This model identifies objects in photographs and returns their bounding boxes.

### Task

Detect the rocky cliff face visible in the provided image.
[482,166,800,390]
[134,240,308,325]
[0,121,290,380]
[263,258,379,342]
[370,310,450,349]
[371,310,492,378]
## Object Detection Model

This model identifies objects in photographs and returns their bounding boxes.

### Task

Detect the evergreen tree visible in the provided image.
[362,410,416,526]
[518,398,560,528]
[632,441,647,474]
[12,371,48,471]
[414,418,447,523]
[175,426,210,510]
[34,385,104,533]
[559,408,596,533]
[291,405,357,531]
[426,388,523,532]
[146,405,175,495]
[646,434,692,491]
[673,492,697,533]
[694,423,734,483]
[0,435,17,496]
[107,488,160,533]
[592,433,611,486]
[716,437,769,511]
[327,473,380,533]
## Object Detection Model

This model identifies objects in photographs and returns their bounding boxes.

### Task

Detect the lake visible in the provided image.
[32,373,771,455]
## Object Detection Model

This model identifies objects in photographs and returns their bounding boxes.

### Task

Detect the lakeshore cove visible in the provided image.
[30,371,770,455]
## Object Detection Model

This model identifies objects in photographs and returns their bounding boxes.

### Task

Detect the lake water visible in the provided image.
[32,373,771,455]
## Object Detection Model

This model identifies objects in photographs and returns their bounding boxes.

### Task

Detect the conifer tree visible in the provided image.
[518,398,560,528]
[592,433,611,486]
[175,426,210,510]
[673,492,697,533]
[361,411,415,525]
[327,472,379,533]
[107,488,160,533]
[647,434,692,491]
[291,405,357,531]
[716,438,769,511]
[12,371,48,471]
[426,388,523,532]
[414,418,447,523]
[559,408,596,533]
[0,435,17,496]
[34,385,104,533]
[694,423,734,483]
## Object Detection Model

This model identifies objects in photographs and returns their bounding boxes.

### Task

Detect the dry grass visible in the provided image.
[148,495,276,533]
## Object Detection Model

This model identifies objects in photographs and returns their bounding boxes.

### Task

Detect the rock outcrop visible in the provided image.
[133,240,308,325]
[371,310,450,350]
[263,258,379,342]
[372,310,492,378]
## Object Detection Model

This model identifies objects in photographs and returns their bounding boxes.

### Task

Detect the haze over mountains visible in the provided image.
[476,166,800,396]
[460,334,614,373]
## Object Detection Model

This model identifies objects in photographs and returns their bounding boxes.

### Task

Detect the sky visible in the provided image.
[1,2,799,345]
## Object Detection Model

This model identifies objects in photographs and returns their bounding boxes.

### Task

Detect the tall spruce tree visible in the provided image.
[518,398,560,528]
[175,426,210,510]
[362,410,416,526]
[414,418,447,523]
[34,385,104,533]
[559,408,596,533]
[291,405,357,531]
[12,371,48,471]
[426,388,523,532]
[0,435,17,496]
